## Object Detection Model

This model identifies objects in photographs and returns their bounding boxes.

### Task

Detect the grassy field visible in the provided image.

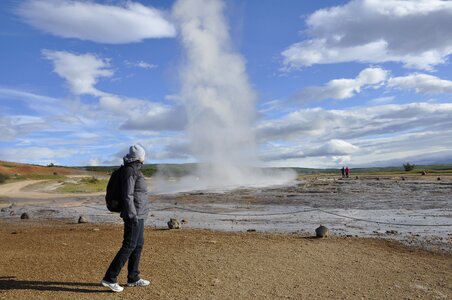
[2,161,452,185]
[56,177,108,193]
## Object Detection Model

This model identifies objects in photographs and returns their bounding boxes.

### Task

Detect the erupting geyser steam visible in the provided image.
[154,0,296,193]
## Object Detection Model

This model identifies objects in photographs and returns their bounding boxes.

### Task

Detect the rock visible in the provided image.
[386,230,398,235]
[53,172,58,175]
[211,278,220,286]
[355,176,359,179]
[93,228,100,231]
[247,229,256,232]
[78,216,88,223]
[421,171,427,175]
[1,208,7,212]
[437,177,441,181]
[181,219,188,224]
[9,211,15,216]
[167,218,181,229]
[20,212,29,219]
[401,177,405,181]
[315,225,329,238]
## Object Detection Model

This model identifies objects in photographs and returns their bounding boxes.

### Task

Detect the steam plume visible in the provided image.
[154,0,295,193]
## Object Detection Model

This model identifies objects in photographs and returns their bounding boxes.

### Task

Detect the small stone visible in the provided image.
[315,225,329,238]
[386,230,398,235]
[181,219,188,224]
[1,208,7,212]
[437,177,441,181]
[93,228,100,231]
[167,218,181,229]
[9,211,15,216]
[20,212,29,219]
[355,176,359,179]
[401,177,405,181]
[421,171,427,175]
[78,216,88,223]
[211,278,220,286]
[247,229,256,232]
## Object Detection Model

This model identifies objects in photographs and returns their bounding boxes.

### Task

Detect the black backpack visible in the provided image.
[105,166,124,212]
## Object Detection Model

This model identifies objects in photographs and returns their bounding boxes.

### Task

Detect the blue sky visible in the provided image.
[1,0,452,168]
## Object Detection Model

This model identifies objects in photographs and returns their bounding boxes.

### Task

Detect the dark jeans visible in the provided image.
[104,219,144,283]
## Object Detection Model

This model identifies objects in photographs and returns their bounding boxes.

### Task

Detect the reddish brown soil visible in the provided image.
[0,220,450,299]
[0,161,87,176]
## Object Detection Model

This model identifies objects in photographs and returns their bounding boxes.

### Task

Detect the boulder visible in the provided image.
[20,212,29,220]
[78,216,88,224]
[315,225,329,238]
[167,218,181,229]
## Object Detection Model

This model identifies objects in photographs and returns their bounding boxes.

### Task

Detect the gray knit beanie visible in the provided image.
[124,144,145,163]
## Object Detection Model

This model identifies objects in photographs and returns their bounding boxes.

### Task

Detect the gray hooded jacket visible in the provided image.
[119,160,149,221]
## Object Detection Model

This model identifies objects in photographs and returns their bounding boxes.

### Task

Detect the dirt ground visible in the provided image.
[0,220,451,300]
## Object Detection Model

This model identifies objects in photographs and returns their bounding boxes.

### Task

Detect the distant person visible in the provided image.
[345,166,350,178]
[341,166,345,178]
[101,145,150,292]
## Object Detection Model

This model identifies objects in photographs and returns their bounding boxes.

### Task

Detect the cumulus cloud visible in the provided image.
[258,102,452,166]
[261,139,358,161]
[388,73,452,94]
[258,102,452,143]
[16,0,176,43]
[282,0,452,70]
[42,50,112,95]
[295,67,388,102]
[42,50,185,132]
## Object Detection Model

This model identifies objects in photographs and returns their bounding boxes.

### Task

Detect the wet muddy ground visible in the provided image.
[1,175,451,252]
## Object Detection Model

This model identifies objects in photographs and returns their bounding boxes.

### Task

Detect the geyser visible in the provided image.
[154,0,295,193]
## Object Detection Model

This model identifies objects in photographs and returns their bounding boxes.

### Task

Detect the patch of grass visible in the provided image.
[57,177,108,193]
[0,173,10,184]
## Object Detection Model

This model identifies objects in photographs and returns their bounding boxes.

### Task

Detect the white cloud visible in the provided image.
[0,115,50,141]
[388,73,452,94]
[16,0,176,44]
[42,50,112,95]
[282,0,452,70]
[367,96,395,105]
[261,139,358,161]
[315,139,359,156]
[125,60,158,70]
[41,50,184,132]
[259,102,452,142]
[257,102,452,166]
[295,67,388,102]
[0,146,77,165]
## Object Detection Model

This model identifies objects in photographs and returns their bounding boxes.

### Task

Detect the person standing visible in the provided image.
[101,145,151,292]
[345,166,350,178]
[341,166,345,178]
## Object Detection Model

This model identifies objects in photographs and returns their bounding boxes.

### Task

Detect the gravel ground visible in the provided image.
[0,220,451,300]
